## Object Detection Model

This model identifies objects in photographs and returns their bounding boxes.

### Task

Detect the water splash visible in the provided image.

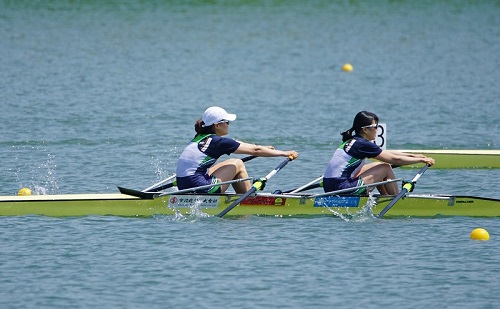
[187,199,212,219]
[148,147,178,188]
[160,198,211,222]
[12,146,60,195]
[349,194,378,222]
[322,193,378,222]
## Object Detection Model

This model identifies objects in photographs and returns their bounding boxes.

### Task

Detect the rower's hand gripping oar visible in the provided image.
[377,164,431,218]
[217,156,296,218]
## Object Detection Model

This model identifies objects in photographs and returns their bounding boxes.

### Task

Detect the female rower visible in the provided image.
[176,106,299,194]
[323,111,435,195]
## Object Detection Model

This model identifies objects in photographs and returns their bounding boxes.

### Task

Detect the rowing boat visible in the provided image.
[395,149,500,169]
[1,191,498,218]
[2,150,498,218]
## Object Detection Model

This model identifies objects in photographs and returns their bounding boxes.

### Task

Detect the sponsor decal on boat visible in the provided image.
[241,196,286,206]
[168,195,220,208]
[313,196,360,207]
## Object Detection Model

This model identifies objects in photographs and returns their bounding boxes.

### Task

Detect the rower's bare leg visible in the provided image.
[209,159,252,193]
[358,162,399,195]
[377,183,389,195]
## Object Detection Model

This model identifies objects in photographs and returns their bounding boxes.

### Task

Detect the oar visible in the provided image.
[145,179,177,193]
[148,155,256,192]
[117,187,157,199]
[120,155,259,197]
[280,165,401,195]
[311,178,402,198]
[143,174,177,192]
[217,156,295,218]
[148,155,257,194]
[283,176,323,194]
[376,164,431,218]
[159,177,252,196]
[119,177,253,199]
[241,155,258,162]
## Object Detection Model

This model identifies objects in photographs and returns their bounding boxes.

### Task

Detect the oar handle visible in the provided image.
[242,155,257,162]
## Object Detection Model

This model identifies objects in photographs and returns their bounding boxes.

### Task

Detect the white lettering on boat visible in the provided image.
[168,195,220,208]
[313,196,360,207]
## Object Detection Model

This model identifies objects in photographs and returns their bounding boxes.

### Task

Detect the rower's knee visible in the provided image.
[229,158,246,171]
[378,162,394,172]
[379,162,392,169]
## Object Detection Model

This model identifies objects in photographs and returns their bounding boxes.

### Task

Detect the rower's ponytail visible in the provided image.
[341,111,379,142]
[195,119,215,135]
[340,128,354,142]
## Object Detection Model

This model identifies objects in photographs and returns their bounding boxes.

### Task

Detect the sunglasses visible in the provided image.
[362,124,378,129]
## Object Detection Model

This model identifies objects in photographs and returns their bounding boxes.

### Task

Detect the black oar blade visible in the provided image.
[118,187,158,199]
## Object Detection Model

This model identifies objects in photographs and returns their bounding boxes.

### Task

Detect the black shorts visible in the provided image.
[176,174,221,193]
[323,177,366,195]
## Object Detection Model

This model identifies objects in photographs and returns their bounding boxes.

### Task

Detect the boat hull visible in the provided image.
[1,193,499,218]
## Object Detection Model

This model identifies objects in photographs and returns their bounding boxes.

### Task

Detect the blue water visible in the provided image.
[1,215,499,309]
[1,1,499,308]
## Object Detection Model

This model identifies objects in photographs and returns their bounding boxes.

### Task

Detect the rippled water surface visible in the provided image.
[1,215,499,309]
[1,1,499,308]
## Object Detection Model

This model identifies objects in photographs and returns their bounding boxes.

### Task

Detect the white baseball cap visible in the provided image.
[202,106,237,126]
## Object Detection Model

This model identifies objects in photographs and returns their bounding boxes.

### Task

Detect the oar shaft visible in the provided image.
[216,187,257,218]
[143,155,256,193]
[377,164,430,218]
[217,157,293,218]
[146,181,176,193]
[159,177,253,196]
[288,176,323,194]
[143,174,177,192]
[312,178,402,198]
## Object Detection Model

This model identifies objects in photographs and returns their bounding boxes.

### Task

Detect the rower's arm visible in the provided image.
[375,150,435,166]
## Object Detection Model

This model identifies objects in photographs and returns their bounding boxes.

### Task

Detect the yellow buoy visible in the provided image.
[18,188,32,196]
[342,63,353,72]
[470,228,490,241]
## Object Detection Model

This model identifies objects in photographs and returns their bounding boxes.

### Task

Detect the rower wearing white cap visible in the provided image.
[176,106,299,194]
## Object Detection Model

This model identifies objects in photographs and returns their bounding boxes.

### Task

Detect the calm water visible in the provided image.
[1,216,499,308]
[1,1,499,308]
